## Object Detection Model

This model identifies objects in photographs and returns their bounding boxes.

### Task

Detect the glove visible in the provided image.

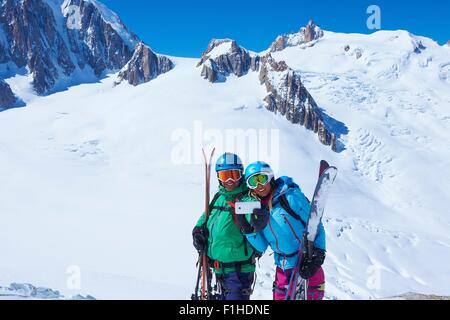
[249,207,269,232]
[192,226,209,253]
[235,214,255,234]
[299,248,326,280]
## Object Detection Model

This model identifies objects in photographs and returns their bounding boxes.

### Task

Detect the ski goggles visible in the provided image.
[217,169,242,183]
[246,173,271,190]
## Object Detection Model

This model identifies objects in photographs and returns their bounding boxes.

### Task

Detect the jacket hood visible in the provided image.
[272,176,299,201]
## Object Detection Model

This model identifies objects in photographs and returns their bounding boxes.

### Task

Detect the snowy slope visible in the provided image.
[0,30,449,300]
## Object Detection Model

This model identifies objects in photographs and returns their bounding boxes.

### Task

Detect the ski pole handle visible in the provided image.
[306,240,314,260]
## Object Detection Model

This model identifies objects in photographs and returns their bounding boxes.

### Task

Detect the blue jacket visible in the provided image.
[245,176,326,270]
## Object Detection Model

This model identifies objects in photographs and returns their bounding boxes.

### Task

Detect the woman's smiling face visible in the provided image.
[253,181,272,198]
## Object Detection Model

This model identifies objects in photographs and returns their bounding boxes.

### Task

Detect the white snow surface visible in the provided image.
[207,40,234,59]
[1,29,450,300]
[204,39,258,61]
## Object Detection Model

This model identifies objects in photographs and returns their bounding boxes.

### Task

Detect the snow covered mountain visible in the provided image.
[0,0,172,103]
[0,4,449,300]
[197,38,337,150]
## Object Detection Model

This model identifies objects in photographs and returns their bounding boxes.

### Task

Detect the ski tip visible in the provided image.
[319,160,330,177]
[201,147,216,155]
[201,147,217,165]
[320,160,330,167]
[201,148,207,161]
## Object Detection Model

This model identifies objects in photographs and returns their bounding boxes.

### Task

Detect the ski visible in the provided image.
[197,147,216,300]
[290,160,338,300]
[305,160,338,251]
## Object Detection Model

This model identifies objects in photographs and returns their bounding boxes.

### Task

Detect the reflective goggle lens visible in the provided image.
[217,170,242,182]
[247,174,270,189]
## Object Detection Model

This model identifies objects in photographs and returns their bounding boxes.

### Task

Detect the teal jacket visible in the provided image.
[244,176,326,270]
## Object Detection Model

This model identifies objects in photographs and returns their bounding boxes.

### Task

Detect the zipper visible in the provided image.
[209,203,223,255]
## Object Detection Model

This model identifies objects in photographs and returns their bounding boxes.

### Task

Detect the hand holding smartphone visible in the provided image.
[235,201,261,215]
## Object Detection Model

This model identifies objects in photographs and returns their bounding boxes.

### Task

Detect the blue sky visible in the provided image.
[100,0,449,57]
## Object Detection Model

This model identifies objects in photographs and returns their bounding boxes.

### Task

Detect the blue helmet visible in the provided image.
[215,153,244,172]
[244,161,275,181]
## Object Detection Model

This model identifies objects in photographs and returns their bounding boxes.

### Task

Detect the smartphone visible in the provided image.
[235,201,261,215]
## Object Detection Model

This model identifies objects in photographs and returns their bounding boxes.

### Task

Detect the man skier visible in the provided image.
[240,161,326,300]
[192,153,257,300]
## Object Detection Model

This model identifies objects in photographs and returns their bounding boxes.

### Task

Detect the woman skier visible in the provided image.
[240,161,326,300]
[192,153,257,300]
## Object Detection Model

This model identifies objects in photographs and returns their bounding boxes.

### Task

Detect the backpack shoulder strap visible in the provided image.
[278,194,307,228]
[209,192,222,211]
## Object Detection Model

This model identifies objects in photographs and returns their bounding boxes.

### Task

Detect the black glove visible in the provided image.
[192,226,209,253]
[299,248,326,280]
[235,207,269,235]
[249,207,270,233]
[235,214,255,234]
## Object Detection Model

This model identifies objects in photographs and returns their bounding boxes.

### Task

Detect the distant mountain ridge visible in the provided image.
[0,0,172,102]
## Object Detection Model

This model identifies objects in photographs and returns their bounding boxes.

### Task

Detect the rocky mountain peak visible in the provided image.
[302,20,323,43]
[269,19,324,52]
[197,39,260,82]
[116,42,174,86]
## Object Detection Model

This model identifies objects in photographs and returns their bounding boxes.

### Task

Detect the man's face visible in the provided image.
[222,178,240,191]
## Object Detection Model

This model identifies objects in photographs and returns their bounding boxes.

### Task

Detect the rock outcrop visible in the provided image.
[269,20,324,52]
[1,0,76,94]
[259,54,336,150]
[0,80,16,109]
[116,42,174,86]
[197,39,260,82]
[63,0,138,76]
[0,0,172,96]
